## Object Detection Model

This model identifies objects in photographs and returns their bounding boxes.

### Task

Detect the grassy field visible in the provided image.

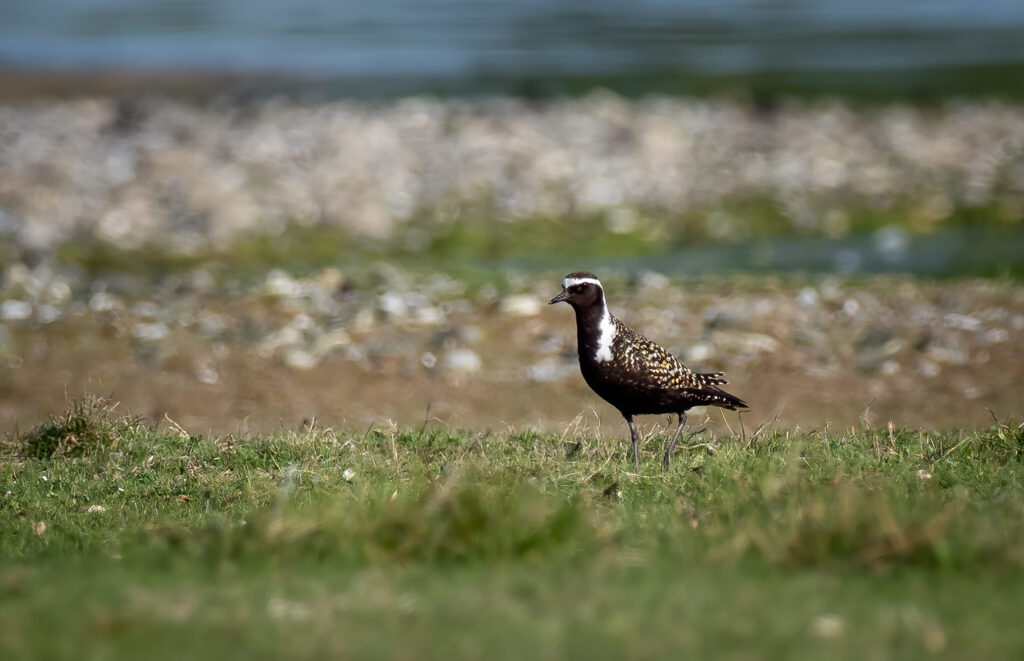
[2,398,1024,660]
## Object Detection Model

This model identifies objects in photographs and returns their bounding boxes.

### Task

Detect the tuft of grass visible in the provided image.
[147,468,602,567]
[356,469,600,564]
[13,396,146,460]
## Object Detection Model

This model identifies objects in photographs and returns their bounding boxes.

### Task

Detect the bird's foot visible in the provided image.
[663,427,710,470]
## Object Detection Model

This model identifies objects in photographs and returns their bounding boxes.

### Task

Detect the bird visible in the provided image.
[549,272,747,471]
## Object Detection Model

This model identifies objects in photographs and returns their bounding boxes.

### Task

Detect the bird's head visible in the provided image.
[549,272,605,308]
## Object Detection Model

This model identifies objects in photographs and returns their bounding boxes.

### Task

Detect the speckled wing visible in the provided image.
[612,319,747,409]
[612,320,699,387]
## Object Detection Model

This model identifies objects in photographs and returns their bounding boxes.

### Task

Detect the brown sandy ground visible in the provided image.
[2,271,1021,437]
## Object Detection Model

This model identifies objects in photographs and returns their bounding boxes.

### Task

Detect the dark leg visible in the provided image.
[662,413,687,470]
[625,414,640,473]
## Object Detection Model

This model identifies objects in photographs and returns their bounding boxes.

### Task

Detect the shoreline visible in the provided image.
[3,60,1024,103]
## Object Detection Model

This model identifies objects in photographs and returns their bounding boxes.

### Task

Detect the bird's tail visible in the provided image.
[708,387,748,411]
[695,373,748,411]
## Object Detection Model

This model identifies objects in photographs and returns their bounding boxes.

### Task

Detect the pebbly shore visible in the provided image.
[1,94,1022,253]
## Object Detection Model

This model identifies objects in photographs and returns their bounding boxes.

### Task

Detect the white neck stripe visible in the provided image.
[594,300,615,362]
[562,277,602,289]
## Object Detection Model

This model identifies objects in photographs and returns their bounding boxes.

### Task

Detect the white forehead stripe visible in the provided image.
[562,277,602,289]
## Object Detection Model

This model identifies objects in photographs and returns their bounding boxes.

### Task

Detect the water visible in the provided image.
[1,0,1023,83]
[503,227,1024,279]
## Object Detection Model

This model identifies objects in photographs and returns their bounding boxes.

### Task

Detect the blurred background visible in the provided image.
[1,1,1022,435]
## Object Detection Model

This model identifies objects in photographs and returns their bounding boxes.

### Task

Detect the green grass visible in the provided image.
[3,401,1024,659]
[52,195,1024,285]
